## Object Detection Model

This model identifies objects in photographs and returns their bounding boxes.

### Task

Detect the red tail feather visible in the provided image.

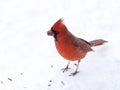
[89,39,107,47]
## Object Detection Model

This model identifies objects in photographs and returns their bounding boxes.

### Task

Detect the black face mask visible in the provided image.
[51,27,59,41]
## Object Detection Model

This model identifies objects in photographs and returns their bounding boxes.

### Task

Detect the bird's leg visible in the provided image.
[62,61,70,72]
[69,60,80,76]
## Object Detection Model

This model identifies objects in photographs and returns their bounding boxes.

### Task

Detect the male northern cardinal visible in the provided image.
[47,18,107,76]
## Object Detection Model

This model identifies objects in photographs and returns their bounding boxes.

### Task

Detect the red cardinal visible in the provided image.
[47,18,107,76]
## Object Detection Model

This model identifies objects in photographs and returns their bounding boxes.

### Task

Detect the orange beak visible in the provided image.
[47,30,55,36]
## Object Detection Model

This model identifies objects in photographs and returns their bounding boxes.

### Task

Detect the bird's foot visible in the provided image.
[69,71,79,76]
[62,66,70,73]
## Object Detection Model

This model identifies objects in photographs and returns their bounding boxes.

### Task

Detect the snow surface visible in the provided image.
[0,0,120,90]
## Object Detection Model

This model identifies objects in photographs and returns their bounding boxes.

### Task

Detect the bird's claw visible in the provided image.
[69,71,79,76]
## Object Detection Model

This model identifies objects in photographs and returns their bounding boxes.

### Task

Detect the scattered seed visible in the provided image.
[48,80,53,87]
[24,87,28,88]
[8,78,12,81]
[49,80,52,82]
[51,65,53,68]
[20,73,23,75]
[61,81,65,85]
[0,80,3,84]
[48,84,51,87]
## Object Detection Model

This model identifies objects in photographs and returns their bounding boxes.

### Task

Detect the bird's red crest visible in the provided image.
[52,18,68,33]
[53,18,63,27]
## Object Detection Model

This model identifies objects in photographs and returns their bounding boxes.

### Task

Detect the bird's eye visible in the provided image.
[51,28,59,35]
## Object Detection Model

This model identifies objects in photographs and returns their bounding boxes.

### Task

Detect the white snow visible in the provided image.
[0,0,120,90]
